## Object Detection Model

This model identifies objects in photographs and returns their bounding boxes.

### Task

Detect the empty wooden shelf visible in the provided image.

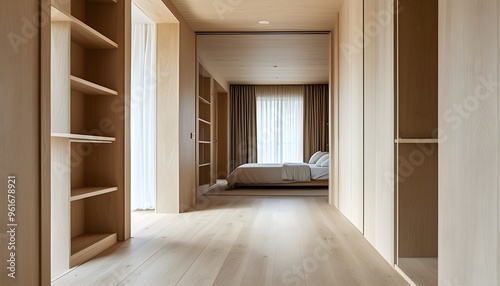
[395,138,439,144]
[199,96,210,105]
[198,118,211,125]
[51,6,118,49]
[70,233,117,267]
[51,133,116,143]
[71,187,118,201]
[70,76,118,96]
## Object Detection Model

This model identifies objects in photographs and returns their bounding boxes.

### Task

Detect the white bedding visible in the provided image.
[226,163,329,187]
[282,163,311,181]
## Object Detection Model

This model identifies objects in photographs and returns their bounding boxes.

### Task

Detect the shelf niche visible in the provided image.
[50,0,126,280]
[51,6,118,49]
[197,64,215,190]
[395,0,438,285]
[70,233,117,268]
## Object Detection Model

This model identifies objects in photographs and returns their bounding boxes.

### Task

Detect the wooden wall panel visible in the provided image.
[0,0,45,284]
[439,0,499,284]
[364,9,376,250]
[330,21,340,208]
[338,0,364,232]
[363,0,395,265]
[50,139,70,279]
[216,92,229,179]
[51,23,71,134]
[120,1,131,239]
[178,20,197,212]
[50,23,71,279]
[156,23,180,213]
[338,2,349,222]
[40,0,51,283]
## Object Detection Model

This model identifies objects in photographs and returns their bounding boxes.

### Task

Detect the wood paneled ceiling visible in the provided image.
[170,0,343,32]
[197,34,330,85]
[170,0,342,86]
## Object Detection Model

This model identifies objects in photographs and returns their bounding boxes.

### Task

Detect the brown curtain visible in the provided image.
[303,84,329,161]
[229,85,257,172]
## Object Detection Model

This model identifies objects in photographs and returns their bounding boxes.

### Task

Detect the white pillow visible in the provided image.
[320,158,329,167]
[316,154,329,166]
[309,151,327,164]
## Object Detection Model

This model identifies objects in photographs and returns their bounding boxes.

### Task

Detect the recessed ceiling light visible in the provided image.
[259,20,270,25]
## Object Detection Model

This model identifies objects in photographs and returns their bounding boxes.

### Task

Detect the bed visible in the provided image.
[226,162,329,188]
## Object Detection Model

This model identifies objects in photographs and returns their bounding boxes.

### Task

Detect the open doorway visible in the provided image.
[130,0,180,233]
[196,33,331,198]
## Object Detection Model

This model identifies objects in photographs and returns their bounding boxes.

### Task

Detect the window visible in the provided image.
[256,86,304,163]
[131,8,156,210]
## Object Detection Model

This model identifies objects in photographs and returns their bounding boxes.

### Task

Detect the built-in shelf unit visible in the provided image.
[395,0,438,285]
[50,0,127,280]
[197,64,216,190]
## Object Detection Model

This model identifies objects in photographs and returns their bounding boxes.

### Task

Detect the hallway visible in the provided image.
[53,196,408,286]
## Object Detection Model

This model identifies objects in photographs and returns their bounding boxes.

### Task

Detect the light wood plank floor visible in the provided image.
[398,258,438,286]
[53,196,409,286]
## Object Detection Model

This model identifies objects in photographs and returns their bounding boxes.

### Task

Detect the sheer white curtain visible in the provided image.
[256,86,304,163]
[131,24,156,210]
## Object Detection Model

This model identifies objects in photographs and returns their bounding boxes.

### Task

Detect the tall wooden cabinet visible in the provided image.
[197,64,215,190]
[50,0,128,280]
[395,0,438,284]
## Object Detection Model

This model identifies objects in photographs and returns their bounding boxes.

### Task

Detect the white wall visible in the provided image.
[338,0,364,232]
[363,0,395,265]
[439,0,499,284]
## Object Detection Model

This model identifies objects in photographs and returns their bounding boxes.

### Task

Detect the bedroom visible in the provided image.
[195,34,331,191]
